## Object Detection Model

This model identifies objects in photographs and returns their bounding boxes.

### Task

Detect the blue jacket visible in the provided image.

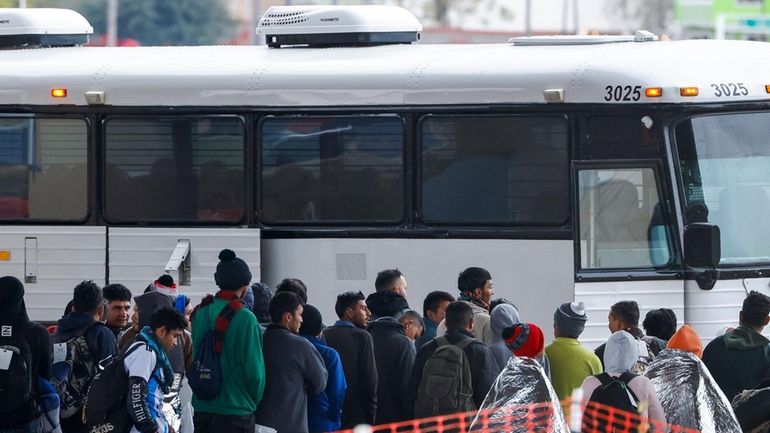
[303,336,347,433]
[415,317,438,350]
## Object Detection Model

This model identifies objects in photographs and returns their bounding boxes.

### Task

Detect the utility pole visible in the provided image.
[249,0,262,45]
[107,0,118,47]
[572,0,579,34]
[18,0,27,7]
[525,0,532,36]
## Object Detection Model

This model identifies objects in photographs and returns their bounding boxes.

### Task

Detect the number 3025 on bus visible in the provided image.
[603,85,642,102]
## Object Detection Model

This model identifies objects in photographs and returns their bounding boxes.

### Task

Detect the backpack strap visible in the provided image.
[454,337,477,351]
[435,336,450,348]
[618,372,641,403]
[595,372,612,387]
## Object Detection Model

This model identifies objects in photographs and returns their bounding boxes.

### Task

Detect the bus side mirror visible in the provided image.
[684,223,721,290]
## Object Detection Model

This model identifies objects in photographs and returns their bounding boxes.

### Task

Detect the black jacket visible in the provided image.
[406,329,501,417]
[323,321,378,428]
[366,291,410,321]
[368,317,415,424]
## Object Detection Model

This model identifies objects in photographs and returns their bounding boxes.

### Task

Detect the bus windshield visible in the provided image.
[676,111,770,265]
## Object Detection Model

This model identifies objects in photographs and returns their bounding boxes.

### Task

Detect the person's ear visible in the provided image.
[764,315,770,326]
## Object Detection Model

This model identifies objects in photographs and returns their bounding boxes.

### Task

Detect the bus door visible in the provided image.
[571,113,683,348]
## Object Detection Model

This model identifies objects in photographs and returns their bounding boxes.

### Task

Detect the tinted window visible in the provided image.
[104,117,245,222]
[420,116,568,224]
[260,116,404,222]
[584,115,661,159]
[0,118,87,220]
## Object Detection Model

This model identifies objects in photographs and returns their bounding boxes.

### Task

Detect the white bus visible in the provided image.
[1,6,769,346]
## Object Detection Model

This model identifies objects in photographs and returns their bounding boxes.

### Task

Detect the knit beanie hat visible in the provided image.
[667,324,703,358]
[503,322,544,358]
[148,274,177,298]
[214,249,252,291]
[299,304,324,337]
[554,301,588,339]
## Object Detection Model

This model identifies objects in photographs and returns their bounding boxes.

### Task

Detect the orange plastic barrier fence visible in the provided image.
[333,400,701,433]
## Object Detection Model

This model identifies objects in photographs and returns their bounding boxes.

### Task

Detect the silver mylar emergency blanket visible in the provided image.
[644,349,741,433]
[470,356,568,433]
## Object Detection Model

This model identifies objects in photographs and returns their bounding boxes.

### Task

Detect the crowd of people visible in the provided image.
[1,249,770,433]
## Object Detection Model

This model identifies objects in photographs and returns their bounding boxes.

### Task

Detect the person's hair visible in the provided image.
[269,291,303,324]
[275,278,308,304]
[610,300,640,327]
[445,301,474,330]
[642,308,677,340]
[742,290,770,328]
[375,269,403,292]
[458,267,491,294]
[62,299,75,318]
[490,298,517,312]
[73,280,104,314]
[103,283,132,303]
[399,310,424,328]
[149,306,187,332]
[423,291,455,317]
[335,291,366,319]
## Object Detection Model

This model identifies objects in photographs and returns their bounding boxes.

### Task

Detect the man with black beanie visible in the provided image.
[191,249,265,433]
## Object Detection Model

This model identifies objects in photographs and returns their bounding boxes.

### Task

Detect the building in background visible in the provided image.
[676,0,770,39]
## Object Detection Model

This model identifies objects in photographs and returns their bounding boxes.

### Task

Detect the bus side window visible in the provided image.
[0,117,87,221]
[578,168,672,270]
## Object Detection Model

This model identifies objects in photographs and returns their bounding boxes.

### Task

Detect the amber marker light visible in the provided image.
[51,88,67,98]
[680,87,699,97]
[766,84,770,93]
[645,87,663,97]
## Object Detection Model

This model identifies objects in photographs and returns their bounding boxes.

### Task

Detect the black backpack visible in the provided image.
[84,342,143,433]
[583,372,641,433]
[52,322,101,420]
[188,301,238,400]
[0,323,36,428]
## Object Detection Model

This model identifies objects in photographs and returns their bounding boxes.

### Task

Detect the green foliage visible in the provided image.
[33,0,235,45]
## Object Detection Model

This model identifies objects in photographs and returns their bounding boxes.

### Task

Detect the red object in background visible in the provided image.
[0,197,28,218]
[88,35,141,47]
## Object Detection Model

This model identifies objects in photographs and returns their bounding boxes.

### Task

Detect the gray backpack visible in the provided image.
[415,336,476,418]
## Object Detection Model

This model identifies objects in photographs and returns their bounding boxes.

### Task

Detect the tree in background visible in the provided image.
[395,0,514,27]
[31,0,235,45]
[606,0,674,35]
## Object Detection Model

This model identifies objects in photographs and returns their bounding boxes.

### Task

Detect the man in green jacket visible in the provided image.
[192,249,266,433]
[703,290,770,402]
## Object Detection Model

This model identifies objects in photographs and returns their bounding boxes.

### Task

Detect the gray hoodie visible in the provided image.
[581,331,666,423]
[489,304,520,368]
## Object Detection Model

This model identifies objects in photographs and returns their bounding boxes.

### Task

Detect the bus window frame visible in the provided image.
[415,112,571,228]
[572,159,681,281]
[100,114,248,226]
[255,113,409,227]
[0,113,91,224]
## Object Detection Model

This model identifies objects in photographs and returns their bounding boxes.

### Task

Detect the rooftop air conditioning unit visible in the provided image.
[0,8,93,49]
[256,5,422,48]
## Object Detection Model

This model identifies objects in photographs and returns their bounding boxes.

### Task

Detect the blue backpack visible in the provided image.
[188,301,239,400]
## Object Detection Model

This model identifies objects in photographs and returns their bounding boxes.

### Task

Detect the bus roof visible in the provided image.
[1,38,770,107]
